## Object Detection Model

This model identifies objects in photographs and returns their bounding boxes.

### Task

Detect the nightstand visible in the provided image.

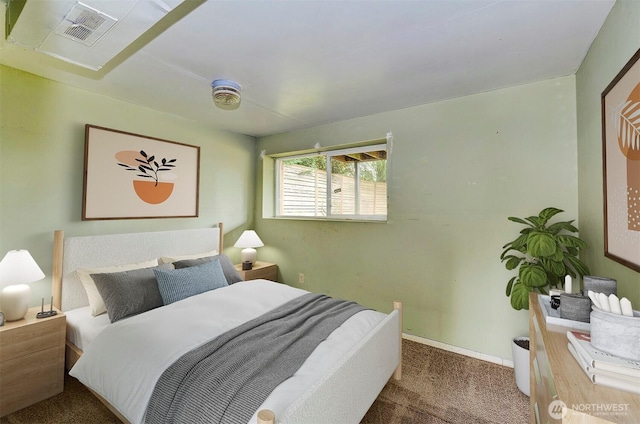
[0,305,66,417]
[234,261,278,282]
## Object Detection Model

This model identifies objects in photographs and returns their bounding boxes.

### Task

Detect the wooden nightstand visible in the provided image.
[0,305,66,417]
[234,261,278,282]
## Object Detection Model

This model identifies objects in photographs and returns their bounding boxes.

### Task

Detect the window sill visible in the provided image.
[265,216,387,224]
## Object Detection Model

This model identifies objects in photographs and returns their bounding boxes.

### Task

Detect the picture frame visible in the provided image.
[601,48,640,272]
[82,125,200,220]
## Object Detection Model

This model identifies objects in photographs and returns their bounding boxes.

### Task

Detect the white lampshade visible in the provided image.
[0,250,45,321]
[234,230,264,265]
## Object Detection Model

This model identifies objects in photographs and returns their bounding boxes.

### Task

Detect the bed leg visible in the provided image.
[257,409,275,424]
[393,301,402,381]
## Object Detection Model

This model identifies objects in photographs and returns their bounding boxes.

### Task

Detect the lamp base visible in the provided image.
[240,248,257,265]
[0,284,31,321]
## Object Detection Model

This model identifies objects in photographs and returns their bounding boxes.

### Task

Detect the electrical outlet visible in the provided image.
[298,273,305,284]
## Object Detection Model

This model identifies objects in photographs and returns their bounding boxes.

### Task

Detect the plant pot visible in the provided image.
[512,336,530,397]
[132,180,174,204]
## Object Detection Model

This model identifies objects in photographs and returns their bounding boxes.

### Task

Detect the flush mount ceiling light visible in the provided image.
[211,79,241,110]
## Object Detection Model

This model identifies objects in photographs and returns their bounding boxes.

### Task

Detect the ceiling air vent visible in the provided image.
[5,0,188,71]
[54,3,117,46]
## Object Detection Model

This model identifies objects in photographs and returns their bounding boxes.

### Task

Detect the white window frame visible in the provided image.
[275,143,387,222]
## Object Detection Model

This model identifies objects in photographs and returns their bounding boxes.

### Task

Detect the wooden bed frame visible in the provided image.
[51,224,402,424]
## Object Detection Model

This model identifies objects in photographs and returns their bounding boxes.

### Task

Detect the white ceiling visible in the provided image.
[0,0,615,137]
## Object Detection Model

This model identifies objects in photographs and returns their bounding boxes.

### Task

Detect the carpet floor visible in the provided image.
[1,339,529,424]
[361,340,529,423]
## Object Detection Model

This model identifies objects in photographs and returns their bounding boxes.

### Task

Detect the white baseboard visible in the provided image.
[402,333,514,368]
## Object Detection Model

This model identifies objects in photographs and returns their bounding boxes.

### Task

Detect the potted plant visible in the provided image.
[501,207,590,310]
[500,207,590,396]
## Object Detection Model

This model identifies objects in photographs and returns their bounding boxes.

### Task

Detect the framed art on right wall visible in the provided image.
[602,48,640,272]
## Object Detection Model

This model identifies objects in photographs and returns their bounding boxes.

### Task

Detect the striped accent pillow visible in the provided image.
[154,258,228,305]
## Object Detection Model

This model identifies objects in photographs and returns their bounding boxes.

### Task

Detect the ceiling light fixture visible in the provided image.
[211,79,241,110]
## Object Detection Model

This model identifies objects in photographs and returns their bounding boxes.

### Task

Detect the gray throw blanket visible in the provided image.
[145,293,366,424]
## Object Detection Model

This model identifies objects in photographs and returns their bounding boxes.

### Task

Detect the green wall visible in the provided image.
[0,65,257,304]
[1,0,637,364]
[576,0,640,308]
[257,76,579,360]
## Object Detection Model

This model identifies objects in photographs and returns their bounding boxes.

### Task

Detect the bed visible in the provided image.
[51,224,402,424]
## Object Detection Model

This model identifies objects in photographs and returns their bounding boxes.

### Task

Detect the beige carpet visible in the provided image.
[1,339,529,424]
[361,340,529,423]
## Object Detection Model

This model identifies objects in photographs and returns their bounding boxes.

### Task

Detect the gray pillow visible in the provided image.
[154,258,228,305]
[173,253,242,284]
[91,264,172,323]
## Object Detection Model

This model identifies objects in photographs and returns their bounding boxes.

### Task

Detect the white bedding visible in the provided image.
[65,306,110,351]
[69,280,386,424]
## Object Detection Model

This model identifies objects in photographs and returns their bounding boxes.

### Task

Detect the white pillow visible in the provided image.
[158,250,219,265]
[77,259,159,317]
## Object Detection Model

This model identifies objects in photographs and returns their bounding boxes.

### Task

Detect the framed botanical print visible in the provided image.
[83,125,200,220]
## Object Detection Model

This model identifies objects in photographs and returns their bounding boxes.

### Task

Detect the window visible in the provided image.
[275,144,387,221]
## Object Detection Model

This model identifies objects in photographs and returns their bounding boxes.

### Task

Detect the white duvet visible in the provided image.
[69,280,385,424]
[65,306,110,350]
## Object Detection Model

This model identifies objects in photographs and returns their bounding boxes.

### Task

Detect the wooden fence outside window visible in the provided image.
[280,164,387,216]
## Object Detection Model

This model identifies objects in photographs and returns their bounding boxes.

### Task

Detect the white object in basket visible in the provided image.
[590,306,640,361]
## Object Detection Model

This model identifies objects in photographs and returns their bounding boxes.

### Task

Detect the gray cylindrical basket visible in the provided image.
[583,276,617,296]
[590,307,640,361]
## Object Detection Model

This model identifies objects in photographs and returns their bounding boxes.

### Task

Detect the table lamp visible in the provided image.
[234,230,264,265]
[0,250,45,321]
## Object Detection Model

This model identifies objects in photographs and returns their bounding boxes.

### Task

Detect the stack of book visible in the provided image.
[567,330,640,395]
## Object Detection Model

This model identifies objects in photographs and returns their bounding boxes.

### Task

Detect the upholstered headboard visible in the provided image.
[52,224,223,312]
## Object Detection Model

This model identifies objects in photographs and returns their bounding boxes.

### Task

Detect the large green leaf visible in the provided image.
[525,216,542,227]
[546,221,578,235]
[527,232,557,257]
[506,276,516,296]
[519,263,548,288]
[557,235,590,250]
[508,217,531,226]
[501,246,524,260]
[510,281,531,310]
[565,246,579,256]
[565,254,591,276]
[503,255,523,270]
[501,241,528,260]
[550,244,564,262]
[538,207,564,225]
[540,257,565,276]
[505,234,528,250]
